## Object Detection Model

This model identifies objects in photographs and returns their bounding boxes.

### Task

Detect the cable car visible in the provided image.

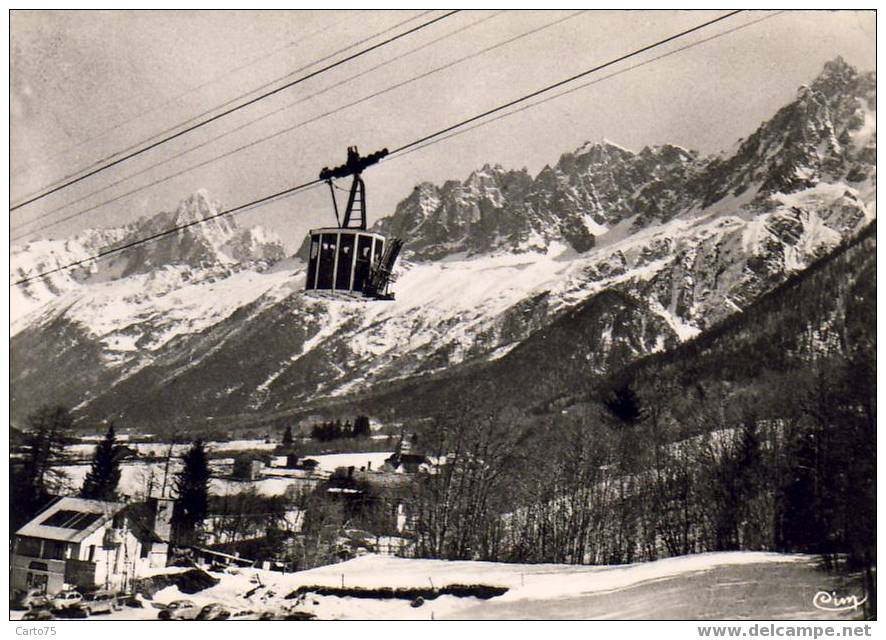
[305,146,403,300]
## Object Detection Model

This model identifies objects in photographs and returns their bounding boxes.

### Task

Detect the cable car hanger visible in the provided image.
[319,146,388,229]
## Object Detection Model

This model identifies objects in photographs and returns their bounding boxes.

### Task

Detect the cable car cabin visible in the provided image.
[306,227,395,299]
[303,146,402,301]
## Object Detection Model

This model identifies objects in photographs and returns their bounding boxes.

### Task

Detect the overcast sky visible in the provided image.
[10,9,876,251]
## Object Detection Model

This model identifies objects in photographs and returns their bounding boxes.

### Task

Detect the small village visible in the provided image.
[10,410,441,620]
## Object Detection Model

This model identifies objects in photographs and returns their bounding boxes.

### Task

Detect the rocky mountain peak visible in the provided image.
[810,56,859,97]
[690,58,875,208]
[574,138,635,161]
[171,189,223,226]
[376,58,874,262]
[110,191,284,277]
[12,191,286,293]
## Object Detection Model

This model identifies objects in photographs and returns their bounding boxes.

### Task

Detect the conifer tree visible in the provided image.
[354,415,371,438]
[172,440,211,545]
[81,422,123,501]
[604,384,645,425]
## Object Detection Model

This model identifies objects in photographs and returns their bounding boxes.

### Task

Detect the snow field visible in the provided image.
[136,551,825,621]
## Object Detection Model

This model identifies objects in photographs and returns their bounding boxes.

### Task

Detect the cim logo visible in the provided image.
[812,590,867,612]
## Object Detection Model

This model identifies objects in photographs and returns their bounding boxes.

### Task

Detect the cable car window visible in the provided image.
[336,233,356,290]
[374,238,384,264]
[353,234,374,293]
[306,235,320,290]
[317,234,337,289]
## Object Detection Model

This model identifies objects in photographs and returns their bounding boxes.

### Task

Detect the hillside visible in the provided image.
[574,218,877,419]
[218,219,877,428]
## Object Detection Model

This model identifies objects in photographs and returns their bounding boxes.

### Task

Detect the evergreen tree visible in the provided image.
[172,440,211,545]
[778,425,820,552]
[604,384,645,425]
[81,422,123,501]
[282,425,293,448]
[354,415,371,438]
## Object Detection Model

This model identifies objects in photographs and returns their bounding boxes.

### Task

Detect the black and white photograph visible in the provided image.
[7,7,877,627]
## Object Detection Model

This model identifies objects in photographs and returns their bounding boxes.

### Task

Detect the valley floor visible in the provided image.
[10,552,866,621]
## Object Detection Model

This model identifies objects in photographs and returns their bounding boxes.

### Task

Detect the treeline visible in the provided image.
[310,415,371,442]
[408,351,874,575]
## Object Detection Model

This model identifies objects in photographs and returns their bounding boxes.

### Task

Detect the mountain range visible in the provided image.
[10,57,876,433]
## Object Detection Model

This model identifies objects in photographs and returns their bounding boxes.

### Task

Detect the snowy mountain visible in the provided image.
[10,59,876,431]
[377,58,874,261]
[11,190,285,330]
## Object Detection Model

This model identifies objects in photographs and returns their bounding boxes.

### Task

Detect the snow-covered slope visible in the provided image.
[9,59,876,429]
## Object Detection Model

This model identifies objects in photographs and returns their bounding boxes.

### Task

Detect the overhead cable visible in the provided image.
[10,10,458,211]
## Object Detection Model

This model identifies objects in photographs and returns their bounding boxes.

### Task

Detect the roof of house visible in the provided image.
[123,502,168,544]
[385,453,429,467]
[16,497,125,544]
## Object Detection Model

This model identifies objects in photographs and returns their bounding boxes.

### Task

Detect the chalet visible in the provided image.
[10,496,172,597]
[232,455,265,480]
[381,452,430,474]
[275,454,320,473]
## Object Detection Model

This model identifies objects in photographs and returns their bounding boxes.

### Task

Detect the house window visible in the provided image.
[42,540,66,560]
[16,536,41,557]
[88,545,96,562]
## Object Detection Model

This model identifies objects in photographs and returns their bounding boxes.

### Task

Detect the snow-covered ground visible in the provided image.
[56,462,313,498]
[64,439,278,460]
[306,451,393,473]
[10,552,861,621]
[54,450,393,498]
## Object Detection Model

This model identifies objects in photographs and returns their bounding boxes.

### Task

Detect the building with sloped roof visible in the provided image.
[11,496,171,597]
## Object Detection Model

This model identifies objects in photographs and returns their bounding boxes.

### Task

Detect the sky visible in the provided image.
[10,9,877,252]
